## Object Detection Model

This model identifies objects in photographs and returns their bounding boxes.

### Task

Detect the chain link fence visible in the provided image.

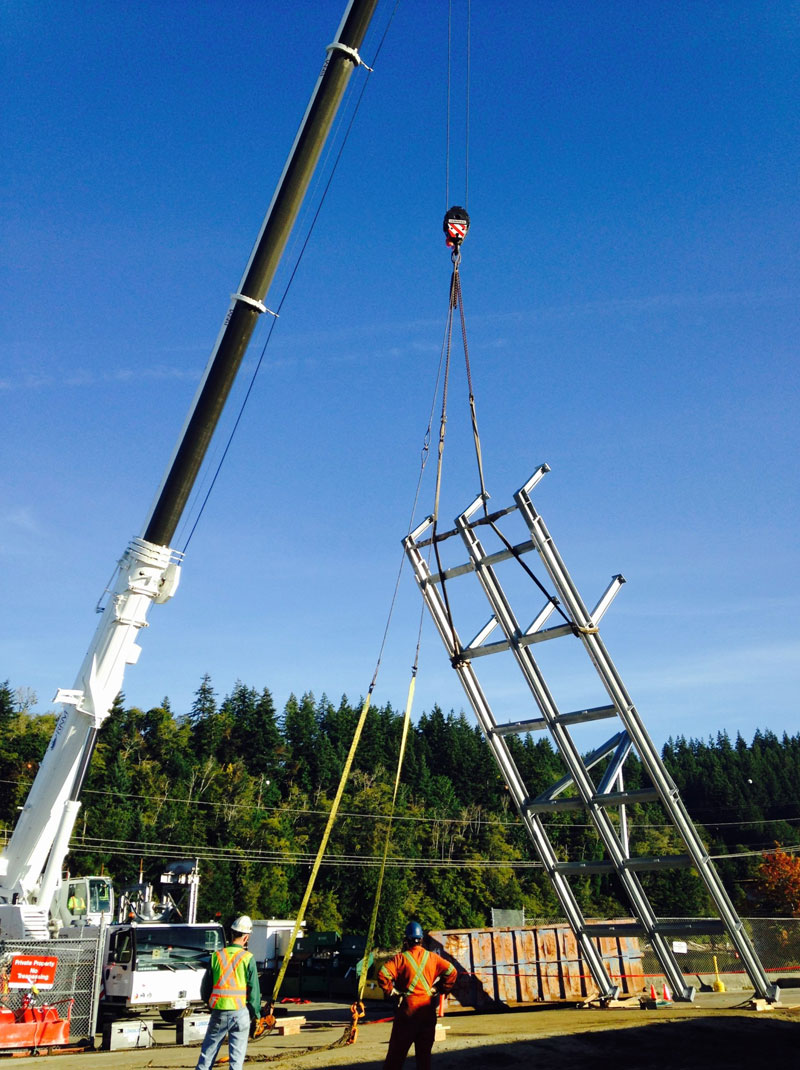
[0,935,104,1048]
[525,916,800,994]
[640,917,800,992]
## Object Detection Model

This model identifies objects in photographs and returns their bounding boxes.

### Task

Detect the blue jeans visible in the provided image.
[195,1008,251,1070]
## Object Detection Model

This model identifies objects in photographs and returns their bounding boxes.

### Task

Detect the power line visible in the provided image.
[66,784,800,830]
[68,836,542,870]
[67,832,800,870]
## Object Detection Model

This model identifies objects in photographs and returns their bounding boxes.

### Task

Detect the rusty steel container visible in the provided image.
[427,922,644,1006]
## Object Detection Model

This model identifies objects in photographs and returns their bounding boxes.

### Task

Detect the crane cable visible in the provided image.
[179,1,402,555]
[430,228,491,662]
[438,0,576,641]
[445,0,471,211]
[432,11,575,641]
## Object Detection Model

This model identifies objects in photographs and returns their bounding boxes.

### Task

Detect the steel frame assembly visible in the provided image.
[404,464,778,1003]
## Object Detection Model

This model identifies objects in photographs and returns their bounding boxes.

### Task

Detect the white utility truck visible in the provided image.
[100,920,225,1022]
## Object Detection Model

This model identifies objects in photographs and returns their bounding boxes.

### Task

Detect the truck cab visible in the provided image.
[100,921,224,1022]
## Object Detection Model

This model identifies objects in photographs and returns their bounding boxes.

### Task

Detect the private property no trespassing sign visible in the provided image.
[8,955,58,989]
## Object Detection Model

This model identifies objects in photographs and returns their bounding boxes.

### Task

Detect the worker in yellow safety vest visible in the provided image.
[195,915,261,1070]
[67,893,86,913]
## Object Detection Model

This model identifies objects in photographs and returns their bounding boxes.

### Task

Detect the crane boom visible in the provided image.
[0,0,380,938]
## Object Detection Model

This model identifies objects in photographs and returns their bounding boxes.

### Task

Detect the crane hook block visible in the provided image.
[443,206,470,249]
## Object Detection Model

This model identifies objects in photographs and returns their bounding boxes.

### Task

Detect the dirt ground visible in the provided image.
[3,991,799,1069]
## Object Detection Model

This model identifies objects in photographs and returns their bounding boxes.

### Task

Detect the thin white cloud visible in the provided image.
[1,507,41,535]
[0,365,200,392]
[1,286,792,393]
[618,594,800,620]
[629,640,800,694]
[492,286,796,326]
[0,507,45,553]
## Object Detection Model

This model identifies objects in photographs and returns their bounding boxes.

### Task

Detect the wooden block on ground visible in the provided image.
[748,998,779,1012]
[592,996,640,1009]
[275,1016,306,1035]
[434,1024,450,1043]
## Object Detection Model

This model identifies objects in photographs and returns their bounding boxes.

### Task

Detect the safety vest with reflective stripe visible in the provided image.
[401,949,434,996]
[208,946,251,1010]
[378,945,456,1002]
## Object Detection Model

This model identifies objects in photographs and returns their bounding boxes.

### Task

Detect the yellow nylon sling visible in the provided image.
[356,670,416,1002]
[269,687,376,1006]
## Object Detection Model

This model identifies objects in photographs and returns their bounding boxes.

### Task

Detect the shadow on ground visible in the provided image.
[243,1014,800,1070]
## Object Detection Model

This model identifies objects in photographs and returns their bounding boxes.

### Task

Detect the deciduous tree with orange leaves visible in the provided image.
[757,845,800,917]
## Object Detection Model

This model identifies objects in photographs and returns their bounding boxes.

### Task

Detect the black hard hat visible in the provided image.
[405,920,424,943]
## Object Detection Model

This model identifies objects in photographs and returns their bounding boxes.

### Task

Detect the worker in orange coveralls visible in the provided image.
[378,921,457,1070]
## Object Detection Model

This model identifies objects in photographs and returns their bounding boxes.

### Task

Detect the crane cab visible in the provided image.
[54,875,114,929]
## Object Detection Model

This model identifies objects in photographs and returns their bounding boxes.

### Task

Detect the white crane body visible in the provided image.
[0,0,379,942]
[0,540,179,937]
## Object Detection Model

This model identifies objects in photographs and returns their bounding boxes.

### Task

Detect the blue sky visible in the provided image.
[3,0,798,751]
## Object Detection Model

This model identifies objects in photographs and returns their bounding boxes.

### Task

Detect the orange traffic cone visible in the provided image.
[649,984,657,1000]
[662,983,672,1002]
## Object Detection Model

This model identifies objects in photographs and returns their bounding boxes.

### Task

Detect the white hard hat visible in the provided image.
[231,915,253,935]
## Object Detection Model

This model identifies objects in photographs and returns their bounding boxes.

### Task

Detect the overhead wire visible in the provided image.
[10,769,796,831]
[65,834,800,868]
[58,782,800,830]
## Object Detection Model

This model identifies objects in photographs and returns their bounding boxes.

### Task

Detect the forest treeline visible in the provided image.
[1,677,798,944]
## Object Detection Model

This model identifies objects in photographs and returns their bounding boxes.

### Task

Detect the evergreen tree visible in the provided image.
[0,680,15,729]
[282,692,319,794]
[191,674,228,759]
[2,670,800,940]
